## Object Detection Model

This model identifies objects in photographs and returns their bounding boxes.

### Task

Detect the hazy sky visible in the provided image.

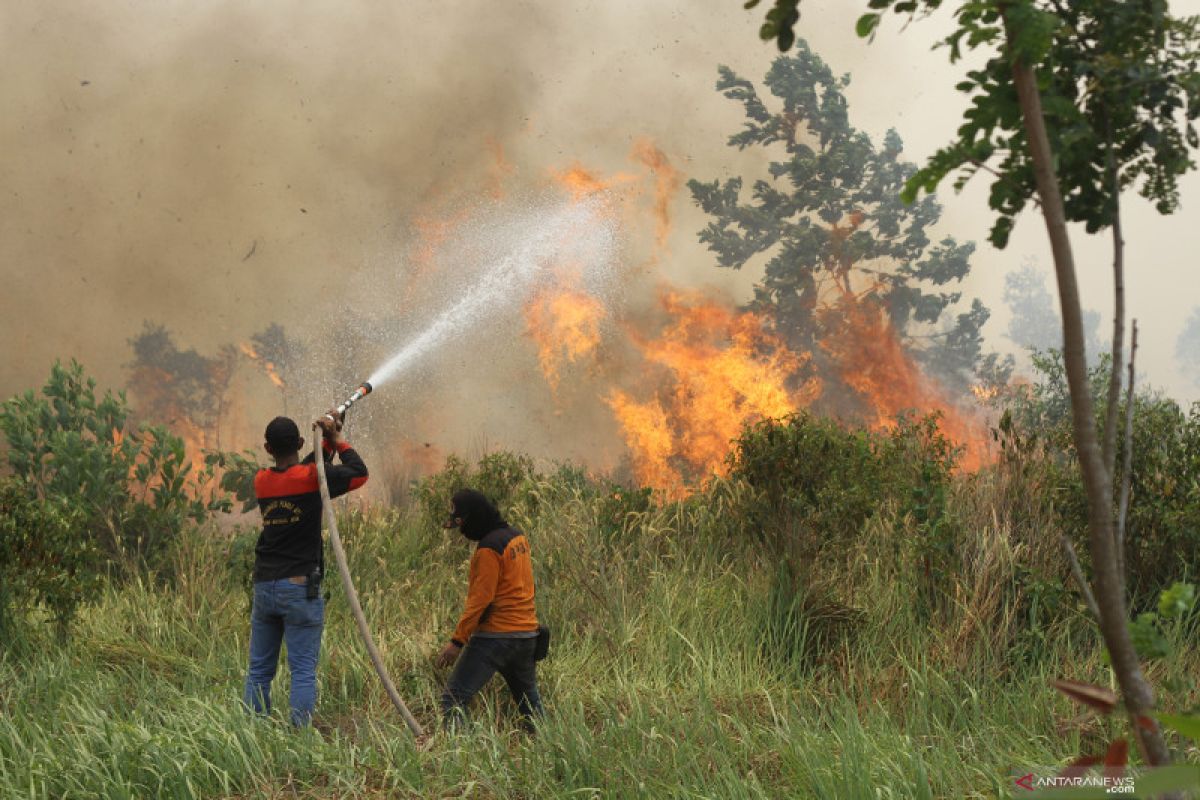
[2,0,1198,415]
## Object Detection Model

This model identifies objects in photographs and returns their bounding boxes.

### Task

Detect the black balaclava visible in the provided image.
[451,489,506,541]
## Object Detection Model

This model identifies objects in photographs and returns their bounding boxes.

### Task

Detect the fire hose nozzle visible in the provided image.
[328,381,373,421]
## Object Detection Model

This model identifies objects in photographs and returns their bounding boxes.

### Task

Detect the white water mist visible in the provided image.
[365,194,617,389]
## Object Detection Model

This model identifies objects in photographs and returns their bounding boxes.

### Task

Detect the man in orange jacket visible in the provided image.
[436,488,544,728]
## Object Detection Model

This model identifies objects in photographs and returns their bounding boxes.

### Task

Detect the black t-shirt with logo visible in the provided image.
[252,441,368,582]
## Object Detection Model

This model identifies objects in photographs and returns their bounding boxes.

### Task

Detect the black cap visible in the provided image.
[264,416,301,455]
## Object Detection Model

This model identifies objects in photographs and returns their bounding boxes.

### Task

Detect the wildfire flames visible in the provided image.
[239,342,286,389]
[124,364,214,473]
[629,138,682,252]
[134,136,993,499]
[522,142,991,492]
[524,280,606,395]
[819,295,990,471]
[605,290,822,494]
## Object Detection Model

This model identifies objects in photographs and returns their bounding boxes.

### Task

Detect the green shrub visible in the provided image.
[0,361,231,578]
[413,451,538,531]
[725,411,958,562]
[0,478,100,642]
[758,559,864,673]
[997,350,1200,604]
[1121,400,1200,600]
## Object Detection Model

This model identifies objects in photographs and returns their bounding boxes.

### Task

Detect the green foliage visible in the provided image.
[726,411,959,561]
[907,452,956,614]
[0,361,231,578]
[995,352,1200,603]
[0,478,99,642]
[1159,581,1197,620]
[1121,582,1196,663]
[1159,713,1200,741]
[223,528,259,603]
[1128,611,1171,661]
[0,442,1176,798]
[759,559,863,672]
[593,483,654,542]
[205,448,262,513]
[746,2,1200,246]
[688,43,994,392]
[726,412,889,554]
[745,0,801,51]
[413,451,538,532]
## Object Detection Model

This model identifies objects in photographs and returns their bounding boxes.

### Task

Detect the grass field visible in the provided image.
[2,466,1197,799]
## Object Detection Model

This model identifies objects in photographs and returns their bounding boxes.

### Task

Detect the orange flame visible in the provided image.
[605,391,681,491]
[358,139,995,493]
[970,383,1000,402]
[524,281,606,394]
[630,139,681,250]
[240,341,285,389]
[819,295,990,470]
[606,290,821,496]
[552,164,638,201]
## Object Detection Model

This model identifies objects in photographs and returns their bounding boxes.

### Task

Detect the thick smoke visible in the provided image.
[0,1,786,487]
[4,0,1196,489]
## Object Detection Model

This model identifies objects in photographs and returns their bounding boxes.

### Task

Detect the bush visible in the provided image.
[997,350,1200,604]
[0,478,100,642]
[758,559,864,673]
[1121,400,1200,600]
[0,361,231,579]
[413,451,538,531]
[725,411,958,566]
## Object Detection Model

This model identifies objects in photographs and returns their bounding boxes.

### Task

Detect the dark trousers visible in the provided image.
[441,636,544,727]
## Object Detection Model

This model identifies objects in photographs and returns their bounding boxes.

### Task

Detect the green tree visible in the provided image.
[0,361,231,577]
[745,0,1199,768]
[689,44,991,395]
[0,478,96,642]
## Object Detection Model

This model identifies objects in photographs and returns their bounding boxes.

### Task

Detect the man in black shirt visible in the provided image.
[242,412,368,727]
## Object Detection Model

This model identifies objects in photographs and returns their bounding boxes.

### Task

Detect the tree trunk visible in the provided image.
[1005,27,1171,767]
[1103,157,1125,484]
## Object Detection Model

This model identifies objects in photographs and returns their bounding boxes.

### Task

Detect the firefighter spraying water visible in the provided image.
[241,188,618,735]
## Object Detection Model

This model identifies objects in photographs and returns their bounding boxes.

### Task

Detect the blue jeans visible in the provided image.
[442,636,544,729]
[243,579,325,727]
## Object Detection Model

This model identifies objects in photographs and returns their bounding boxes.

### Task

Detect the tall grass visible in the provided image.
[1,466,1196,798]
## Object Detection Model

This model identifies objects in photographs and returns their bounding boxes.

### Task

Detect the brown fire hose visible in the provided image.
[313,426,424,738]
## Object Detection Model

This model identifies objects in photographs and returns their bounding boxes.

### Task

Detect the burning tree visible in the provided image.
[241,323,304,414]
[688,43,992,400]
[127,322,237,453]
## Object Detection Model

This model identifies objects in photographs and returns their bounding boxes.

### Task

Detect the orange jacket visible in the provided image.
[451,527,538,646]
